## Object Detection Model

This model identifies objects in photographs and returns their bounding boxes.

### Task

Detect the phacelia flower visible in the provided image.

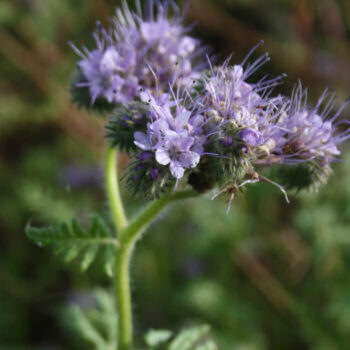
[276,82,350,165]
[203,42,284,122]
[70,0,350,203]
[200,44,287,168]
[134,89,206,179]
[71,0,204,106]
[70,25,139,104]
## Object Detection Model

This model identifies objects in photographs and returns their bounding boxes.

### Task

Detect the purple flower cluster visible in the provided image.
[202,50,286,152]
[71,1,350,200]
[134,89,205,179]
[199,53,350,172]
[70,0,202,105]
[273,83,350,166]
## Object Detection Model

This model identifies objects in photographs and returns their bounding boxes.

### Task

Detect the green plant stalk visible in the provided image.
[115,189,198,350]
[105,147,128,232]
[105,145,198,350]
[114,243,133,350]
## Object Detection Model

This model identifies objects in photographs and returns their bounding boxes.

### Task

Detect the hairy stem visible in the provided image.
[105,147,128,232]
[115,189,198,350]
[115,243,133,350]
[104,144,198,350]
[120,190,198,245]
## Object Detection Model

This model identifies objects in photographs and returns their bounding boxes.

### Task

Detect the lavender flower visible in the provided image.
[71,0,204,106]
[276,82,350,165]
[204,63,264,125]
[70,26,139,104]
[134,89,206,179]
[67,0,350,205]
[202,43,286,158]
[203,42,283,121]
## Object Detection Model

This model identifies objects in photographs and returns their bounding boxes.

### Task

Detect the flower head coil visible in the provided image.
[276,82,350,165]
[70,0,204,108]
[72,1,350,204]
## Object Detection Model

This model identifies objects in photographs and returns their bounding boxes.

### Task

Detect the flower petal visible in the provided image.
[134,132,152,150]
[155,148,171,165]
[179,151,200,168]
[169,162,185,179]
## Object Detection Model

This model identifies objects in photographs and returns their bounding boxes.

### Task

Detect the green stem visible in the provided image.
[120,189,198,245]
[104,144,198,350]
[115,189,198,350]
[105,147,128,232]
[115,244,133,350]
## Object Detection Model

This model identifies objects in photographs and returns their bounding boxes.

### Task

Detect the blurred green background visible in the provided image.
[1,0,350,349]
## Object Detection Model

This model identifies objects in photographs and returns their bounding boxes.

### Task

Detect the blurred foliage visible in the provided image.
[62,289,118,350]
[0,0,350,349]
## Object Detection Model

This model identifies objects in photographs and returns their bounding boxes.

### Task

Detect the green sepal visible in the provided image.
[105,102,149,154]
[125,153,175,201]
[189,140,253,193]
[273,161,332,192]
[70,70,115,114]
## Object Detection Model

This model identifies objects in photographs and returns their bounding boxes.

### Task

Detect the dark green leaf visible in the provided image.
[26,214,119,272]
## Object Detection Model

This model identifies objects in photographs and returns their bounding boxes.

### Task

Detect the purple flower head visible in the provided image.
[277,82,350,164]
[204,63,262,127]
[125,0,203,87]
[134,88,206,179]
[70,25,139,104]
[200,43,286,152]
[71,1,204,106]
[203,42,284,126]
[251,96,292,162]
[199,43,287,166]
[68,3,350,201]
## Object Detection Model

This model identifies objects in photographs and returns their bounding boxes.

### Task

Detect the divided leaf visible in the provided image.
[145,324,217,350]
[26,214,119,274]
[145,329,173,348]
[62,289,117,350]
[169,325,214,350]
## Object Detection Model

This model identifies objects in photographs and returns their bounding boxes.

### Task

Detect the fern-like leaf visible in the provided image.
[145,325,217,350]
[168,325,214,350]
[62,289,117,350]
[26,214,119,273]
[194,340,218,350]
[145,329,173,348]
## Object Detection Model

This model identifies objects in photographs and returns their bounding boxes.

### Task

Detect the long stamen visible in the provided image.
[259,175,290,203]
[241,39,264,67]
